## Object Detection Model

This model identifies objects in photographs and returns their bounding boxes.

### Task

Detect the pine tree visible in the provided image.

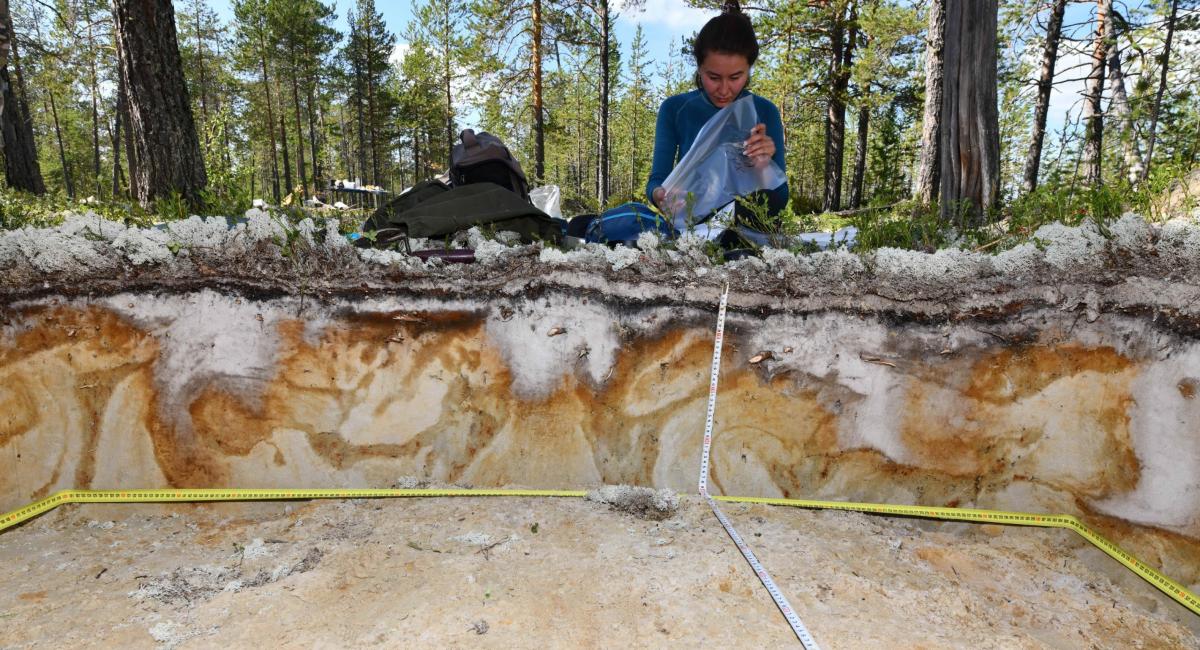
[408,0,468,168]
[113,0,207,206]
[345,0,396,185]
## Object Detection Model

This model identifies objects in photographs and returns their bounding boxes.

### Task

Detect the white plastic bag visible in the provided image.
[529,185,562,220]
[660,95,786,231]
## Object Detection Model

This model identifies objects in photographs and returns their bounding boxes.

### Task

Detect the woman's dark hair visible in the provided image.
[692,0,759,68]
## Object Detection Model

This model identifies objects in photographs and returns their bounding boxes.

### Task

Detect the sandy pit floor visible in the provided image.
[1,494,1197,649]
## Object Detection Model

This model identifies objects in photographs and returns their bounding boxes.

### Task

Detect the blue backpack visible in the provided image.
[584,202,676,245]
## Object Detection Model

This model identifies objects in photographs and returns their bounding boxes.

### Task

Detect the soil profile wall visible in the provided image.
[2,210,1200,588]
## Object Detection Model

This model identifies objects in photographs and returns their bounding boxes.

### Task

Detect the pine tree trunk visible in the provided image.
[598,0,611,207]
[305,69,320,189]
[413,129,420,184]
[290,67,307,198]
[443,40,453,168]
[849,104,869,209]
[939,0,999,227]
[87,23,101,194]
[368,73,379,186]
[1,67,44,193]
[0,11,45,195]
[1140,0,1178,183]
[1022,0,1067,194]
[532,0,545,181]
[46,89,74,199]
[354,70,366,183]
[111,108,123,197]
[823,4,855,212]
[117,60,138,199]
[914,0,944,206]
[258,36,280,203]
[280,115,292,196]
[1105,16,1141,184]
[215,36,231,171]
[0,0,9,118]
[195,7,208,125]
[1081,0,1110,186]
[112,0,207,207]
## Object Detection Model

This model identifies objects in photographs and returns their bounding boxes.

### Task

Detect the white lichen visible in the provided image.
[870,247,993,294]
[538,247,568,264]
[636,231,660,252]
[164,215,229,250]
[807,246,865,279]
[604,244,642,271]
[993,242,1042,278]
[1033,221,1107,272]
[112,227,173,266]
[1107,212,1153,252]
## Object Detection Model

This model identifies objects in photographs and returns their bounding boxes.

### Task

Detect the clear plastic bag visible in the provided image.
[659,95,787,230]
[529,185,562,219]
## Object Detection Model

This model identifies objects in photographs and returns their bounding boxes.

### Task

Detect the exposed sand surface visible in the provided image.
[1,495,1196,648]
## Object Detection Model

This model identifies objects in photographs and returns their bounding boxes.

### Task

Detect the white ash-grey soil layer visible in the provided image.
[0,496,1195,649]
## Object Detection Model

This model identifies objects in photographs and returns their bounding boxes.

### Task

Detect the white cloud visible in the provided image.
[617,0,710,33]
[390,42,411,67]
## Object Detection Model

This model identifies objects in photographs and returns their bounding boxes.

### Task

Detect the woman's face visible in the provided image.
[699,51,750,108]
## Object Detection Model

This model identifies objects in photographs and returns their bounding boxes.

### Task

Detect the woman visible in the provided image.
[646,0,788,235]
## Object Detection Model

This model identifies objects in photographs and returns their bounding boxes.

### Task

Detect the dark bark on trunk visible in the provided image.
[849,104,869,209]
[1141,0,1178,183]
[1081,0,1110,186]
[306,68,320,189]
[215,36,231,170]
[1,12,44,195]
[598,0,610,207]
[939,0,999,227]
[0,0,9,110]
[111,108,124,198]
[290,67,307,198]
[532,0,545,181]
[823,3,855,212]
[88,24,101,194]
[258,34,280,203]
[354,71,366,183]
[914,0,945,206]
[195,8,208,125]
[413,128,420,185]
[280,115,292,196]
[1022,0,1067,194]
[443,25,453,169]
[369,73,379,185]
[1,67,44,194]
[46,89,73,199]
[112,0,207,207]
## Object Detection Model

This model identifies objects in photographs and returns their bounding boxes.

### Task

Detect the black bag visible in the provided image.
[360,181,561,249]
[450,130,530,200]
[360,179,450,234]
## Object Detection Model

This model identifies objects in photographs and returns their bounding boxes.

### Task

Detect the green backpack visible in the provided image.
[359,180,562,249]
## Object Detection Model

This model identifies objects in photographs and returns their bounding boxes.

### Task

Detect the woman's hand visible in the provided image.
[743,123,776,168]
[653,186,685,217]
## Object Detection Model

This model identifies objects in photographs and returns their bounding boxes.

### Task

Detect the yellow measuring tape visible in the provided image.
[2,488,1197,617]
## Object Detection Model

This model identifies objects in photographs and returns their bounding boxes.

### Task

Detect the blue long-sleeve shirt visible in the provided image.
[646,88,789,215]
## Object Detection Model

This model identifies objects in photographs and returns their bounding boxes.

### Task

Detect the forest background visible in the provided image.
[1,0,1198,250]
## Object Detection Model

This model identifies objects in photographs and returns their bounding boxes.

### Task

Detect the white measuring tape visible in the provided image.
[699,284,821,649]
